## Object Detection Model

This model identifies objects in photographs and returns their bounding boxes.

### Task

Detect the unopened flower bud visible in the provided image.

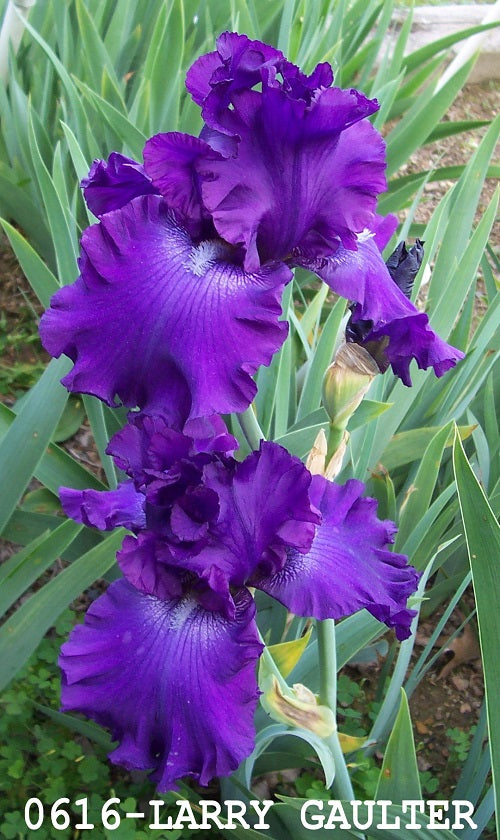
[345,239,425,373]
[261,676,335,737]
[305,428,328,475]
[322,343,378,429]
[325,430,349,480]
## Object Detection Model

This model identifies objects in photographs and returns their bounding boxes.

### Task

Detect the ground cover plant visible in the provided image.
[0,1,499,838]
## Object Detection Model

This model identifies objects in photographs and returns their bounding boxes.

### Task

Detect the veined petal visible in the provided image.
[60,481,145,532]
[60,580,263,791]
[117,533,185,601]
[186,32,284,135]
[301,234,463,385]
[106,415,197,483]
[178,441,320,590]
[143,132,221,236]
[40,195,291,422]
[199,87,383,272]
[254,476,420,640]
[81,152,157,218]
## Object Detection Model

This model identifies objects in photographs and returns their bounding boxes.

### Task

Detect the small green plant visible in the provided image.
[447,725,477,765]
[337,673,367,736]
[0,308,46,397]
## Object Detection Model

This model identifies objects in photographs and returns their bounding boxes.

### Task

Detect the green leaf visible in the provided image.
[296,297,346,421]
[429,118,500,308]
[426,119,490,144]
[349,399,392,431]
[74,80,146,159]
[27,109,78,285]
[396,422,453,551]
[368,469,396,523]
[298,284,328,342]
[53,396,86,442]
[83,396,118,488]
[454,431,500,839]
[0,401,104,493]
[32,702,113,750]
[274,410,328,460]
[268,629,313,679]
[246,724,335,790]
[142,0,185,132]
[0,529,123,691]
[431,188,499,339]
[0,520,82,618]
[21,487,61,514]
[385,56,476,177]
[403,19,500,73]
[0,218,59,308]
[381,424,476,472]
[75,0,122,95]
[375,689,422,801]
[0,359,69,535]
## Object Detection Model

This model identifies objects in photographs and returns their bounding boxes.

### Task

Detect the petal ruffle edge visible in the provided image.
[60,580,263,791]
[254,476,420,640]
[40,195,291,423]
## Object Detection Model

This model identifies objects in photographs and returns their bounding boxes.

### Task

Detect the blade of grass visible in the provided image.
[454,431,500,839]
[0,358,69,534]
[0,529,123,691]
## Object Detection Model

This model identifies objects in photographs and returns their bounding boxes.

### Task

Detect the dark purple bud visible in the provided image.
[345,239,425,372]
[386,239,425,299]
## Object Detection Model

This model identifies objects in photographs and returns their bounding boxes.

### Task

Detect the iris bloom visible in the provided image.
[40,32,463,424]
[59,414,419,791]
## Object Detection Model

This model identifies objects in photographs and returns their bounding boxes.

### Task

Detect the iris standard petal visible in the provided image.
[106,415,196,484]
[40,195,291,423]
[301,233,463,386]
[254,476,419,640]
[176,441,320,590]
[59,481,145,532]
[81,152,158,218]
[186,31,284,136]
[143,132,221,236]
[199,86,383,272]
[60,580,263,791]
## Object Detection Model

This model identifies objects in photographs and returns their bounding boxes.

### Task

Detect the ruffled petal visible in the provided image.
[186,32,284,135]
[199,87,383,271]
[254,476,419,640]
[40,195,291,422]
[117,533,185,600]
[59,481,145,531]
[107,415,198,483]
[81,153,157,218]
[60,580,263,791]
[279,60,334,102]
[301,233,463,386]
[177,441,320,590]
[143,132,221,236]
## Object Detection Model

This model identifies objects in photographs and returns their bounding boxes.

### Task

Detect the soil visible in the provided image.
[0,81,498,806]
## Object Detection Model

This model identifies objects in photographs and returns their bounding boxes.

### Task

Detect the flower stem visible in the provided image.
[326,422,345,462]
[317,618,357,802]
[237,406,265,450]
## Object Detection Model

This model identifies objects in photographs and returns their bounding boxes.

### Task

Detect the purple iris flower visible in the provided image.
[40,32,462,424]
[59,413,419,791]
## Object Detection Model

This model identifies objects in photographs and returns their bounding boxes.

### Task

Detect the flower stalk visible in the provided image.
[237,405,265,452]
[317,618,357,802]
